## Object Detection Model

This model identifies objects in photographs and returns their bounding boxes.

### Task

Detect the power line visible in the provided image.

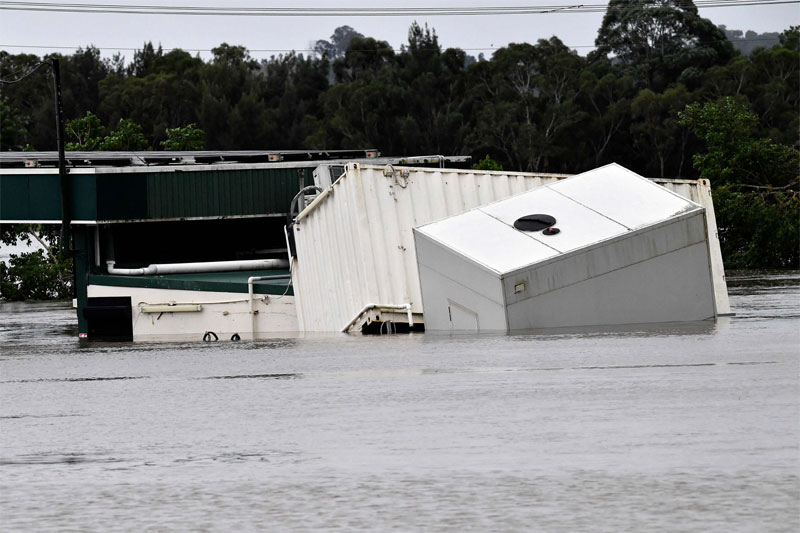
[0,0,797,16]
[0,61,49,84]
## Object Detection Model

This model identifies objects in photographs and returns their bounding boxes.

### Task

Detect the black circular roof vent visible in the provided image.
[542,227,560,236]
[514,214,556,232]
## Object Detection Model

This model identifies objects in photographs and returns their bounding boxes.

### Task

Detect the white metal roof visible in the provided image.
[418,209,560,273]
[416,163,703,275]
[552,164,697,229]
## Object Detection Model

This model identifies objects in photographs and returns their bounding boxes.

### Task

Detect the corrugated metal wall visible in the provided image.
[291,164,729,332]
[96,167,315,221]
[144,167,313,220]
[291,164,569,331]
[1,166,315,223]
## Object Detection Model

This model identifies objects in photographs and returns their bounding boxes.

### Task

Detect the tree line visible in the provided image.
[0,1,798,299]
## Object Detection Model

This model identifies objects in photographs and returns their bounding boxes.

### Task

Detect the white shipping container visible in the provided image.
[414,164,718,331]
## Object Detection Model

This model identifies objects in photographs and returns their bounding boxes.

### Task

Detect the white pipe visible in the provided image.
[342,303,413,333]
[106,259,289,276]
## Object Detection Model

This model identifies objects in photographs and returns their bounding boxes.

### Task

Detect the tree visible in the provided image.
[160,123,205,150]
[679,96,799,186]
[62,46,109,119]
[746,36,799,146]
[0,225,72,300]
[710,186,799,269]
[128,42,162,77]
[630,84,694,178]
[472,155,503,171]
[0,51,57,150]
[678,96,799,268]
[779,25,800,51]
[314,25,364,60]
[466,38,585,172]
[99,118,149,150]
[595,0,734,91]
[228,91,268,149]
[333,37,395,82]
[577,71,635,167]
[0,97,28,150]
[65,111,105,150]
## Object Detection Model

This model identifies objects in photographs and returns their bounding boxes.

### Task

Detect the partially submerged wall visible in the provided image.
[290,163,729,332]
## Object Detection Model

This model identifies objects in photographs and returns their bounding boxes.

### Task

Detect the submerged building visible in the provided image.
[0,151,729,341]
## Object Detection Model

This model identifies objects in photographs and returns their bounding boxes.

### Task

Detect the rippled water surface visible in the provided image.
[1,273,798,531]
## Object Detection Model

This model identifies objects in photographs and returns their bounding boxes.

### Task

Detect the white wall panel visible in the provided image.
[87,285,297,342]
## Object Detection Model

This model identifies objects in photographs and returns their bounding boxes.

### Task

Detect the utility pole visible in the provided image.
[51,58,71,255]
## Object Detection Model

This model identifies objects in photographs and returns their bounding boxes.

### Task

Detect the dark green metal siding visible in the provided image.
[0,173,97,221]
[1,167,314,222]
[96,173,147,220]
[142,167,312,220]
[0,174,31,220]
[72,175,99,220]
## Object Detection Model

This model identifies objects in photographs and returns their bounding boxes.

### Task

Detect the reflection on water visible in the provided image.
[0,272,798,532]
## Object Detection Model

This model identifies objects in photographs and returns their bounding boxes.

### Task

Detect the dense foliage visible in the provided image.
[0,225,72,300]
[1,3,798,298]
[1,21,796,176]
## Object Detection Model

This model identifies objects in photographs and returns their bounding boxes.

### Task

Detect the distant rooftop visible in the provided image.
[0,150,470,169]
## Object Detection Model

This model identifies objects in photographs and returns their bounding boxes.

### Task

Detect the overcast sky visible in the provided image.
[1,1,798,62]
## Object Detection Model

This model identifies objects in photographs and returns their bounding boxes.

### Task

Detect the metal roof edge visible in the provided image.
[354,162,568,179]
[412,227,506,304]
[571,163,706,209]
[412,226,505,278]
[499,208,706,280]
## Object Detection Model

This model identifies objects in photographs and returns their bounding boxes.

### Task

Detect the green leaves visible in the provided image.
[160,124,205,151]
[0,226,72,301]
[713,187,799,269]
[65,112,148,151]
[65,111,105,150]
[99,119,148,151]
[472,155,503,171]
[679,97,799,268]
[679,97,799,187]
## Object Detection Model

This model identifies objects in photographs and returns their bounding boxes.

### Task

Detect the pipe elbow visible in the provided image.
[106,260,148,276]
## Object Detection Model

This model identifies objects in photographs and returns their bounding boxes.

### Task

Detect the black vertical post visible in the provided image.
[52,58,71,255]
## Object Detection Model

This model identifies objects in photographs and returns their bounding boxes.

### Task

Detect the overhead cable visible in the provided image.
[0,0,797,16]
[0,61,49,84]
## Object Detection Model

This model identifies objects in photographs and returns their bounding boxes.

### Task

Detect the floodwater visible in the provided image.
[1,273,798,532]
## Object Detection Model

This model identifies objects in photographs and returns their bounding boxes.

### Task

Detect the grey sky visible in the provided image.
[1,1,798,61]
